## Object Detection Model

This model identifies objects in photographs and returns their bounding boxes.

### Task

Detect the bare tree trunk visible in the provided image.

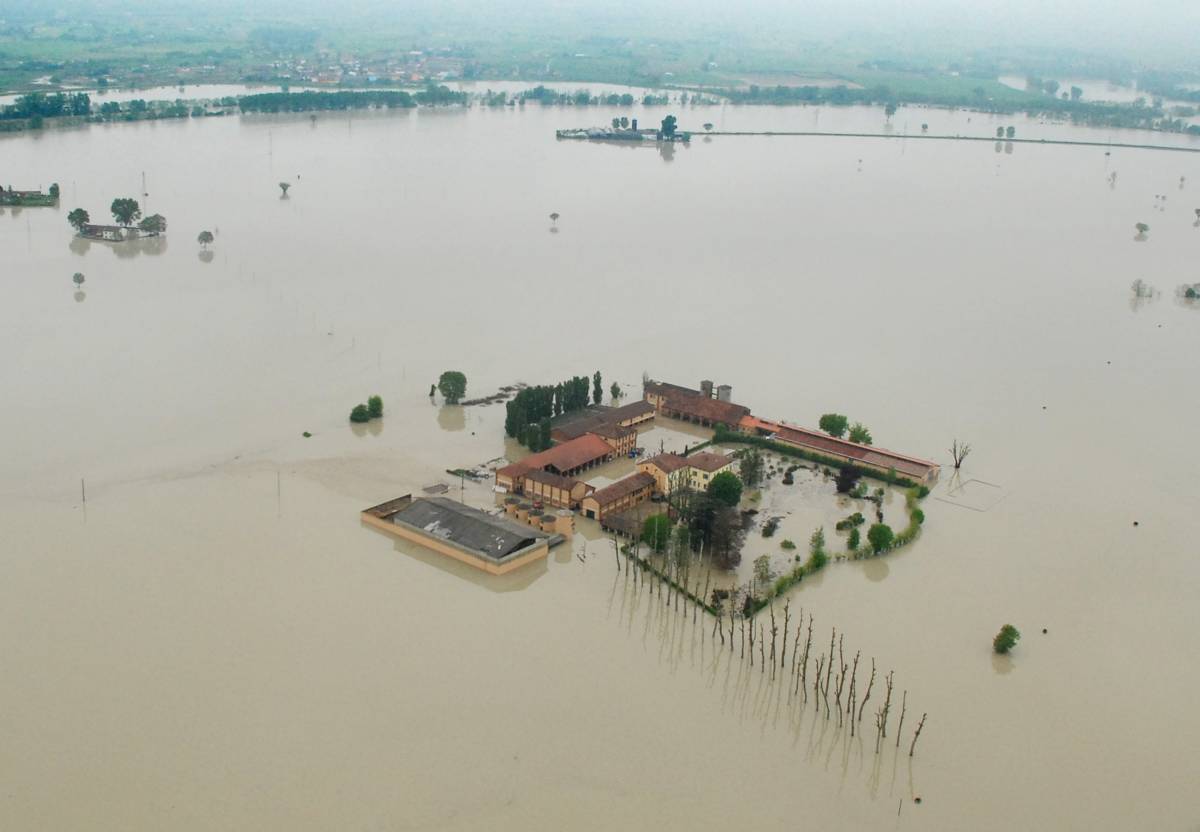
[880,671,894,738]
[909,714,927,757]
[780,601,790,670]
[769,605,778,680]
[895,690,907,748]
[813,655,824,713]
[800,616,813,701]
[858,659,876,722]
[758,623,765,673]
[748,618,755,667]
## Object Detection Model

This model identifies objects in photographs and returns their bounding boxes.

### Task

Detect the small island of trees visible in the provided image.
[66,197,167,241]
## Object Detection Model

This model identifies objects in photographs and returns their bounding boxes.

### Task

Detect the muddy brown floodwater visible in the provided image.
[2,99,1199,830]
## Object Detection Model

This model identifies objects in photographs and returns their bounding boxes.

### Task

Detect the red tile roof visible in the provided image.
[588,472,655,506]
[662,393,749,426]
[686,451,733,472]
[772,425,937,480]
[522,433,614,473]
[642,453,689,474]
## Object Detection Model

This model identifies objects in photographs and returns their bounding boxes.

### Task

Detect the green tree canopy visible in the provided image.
[641,514,672,552]
[438,371,467,404]
[867,523,894,553]
[818,413,849,438]
[138,213,167,233]
[660,114,677,138]
[197,230,214,247]
[67,208,90,231]
[592,371,602,405]
[610,381,621,400]
[367,395,383,419]
[707,470,743,507]
[349,404,370,423]
[849,423,873,445]
[110,197,141,227]
[993,624,1021,654]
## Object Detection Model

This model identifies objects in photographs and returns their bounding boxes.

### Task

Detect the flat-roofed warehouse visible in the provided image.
[361,495,558,574]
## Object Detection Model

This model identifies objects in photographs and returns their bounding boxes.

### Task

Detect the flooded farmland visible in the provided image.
[2,99,1199,830]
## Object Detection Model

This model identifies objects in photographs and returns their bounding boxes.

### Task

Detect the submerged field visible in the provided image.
[2,100,1199,830]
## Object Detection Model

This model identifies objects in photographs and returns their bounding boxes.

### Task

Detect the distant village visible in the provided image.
[363,378,939,576]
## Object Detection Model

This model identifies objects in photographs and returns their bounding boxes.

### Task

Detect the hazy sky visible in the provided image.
[11,0,1200,67]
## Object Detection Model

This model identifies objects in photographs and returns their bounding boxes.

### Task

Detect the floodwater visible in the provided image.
[2,98,1199,831]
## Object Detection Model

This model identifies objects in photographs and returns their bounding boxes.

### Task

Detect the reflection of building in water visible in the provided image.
[361,495,567,575]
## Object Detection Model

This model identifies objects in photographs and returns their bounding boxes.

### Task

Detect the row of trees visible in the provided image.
[818,413,873,445]
[503,372,605,447]
[67,199,167,233]
[237,85,466,114]
[0,92,91,120]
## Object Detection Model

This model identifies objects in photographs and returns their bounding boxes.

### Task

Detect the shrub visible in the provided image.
[917,485,930,498]
[761,517,780,537]
[367,395,383,419]
[349,404,370,423]
[847,528,860,550]
[867,523,894,553]
[835,512,865,531]
[781,539,796,550]
[835,465,863,493]
[993,624,1021,654]
[911,507,925,525]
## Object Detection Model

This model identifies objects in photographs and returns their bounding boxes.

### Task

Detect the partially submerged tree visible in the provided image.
[739,448,764,487]
[835,465,863,494]
[1005,126,1016,139]
[279,182,290,196]
[592,371,602,405]
[866,523,894,553]
[818,413,849,438]
[703,122,713,131]
[67,208,90,232]
[641,514,671,553]
[367,395,383,419]
[438,370,467,404]
[549,212,559,224]
[1135,222,1150,236]
[110,197,141,227]
[349,404,371,423]
[950,439,972,469]
[707,470,743,507]
[197,230,214,248]
[849,423,873,445]
[610,381,621,400]
[660,114,677,138]
[138,213,167,233]
[72,272,85,287]
[993,624,1021,654]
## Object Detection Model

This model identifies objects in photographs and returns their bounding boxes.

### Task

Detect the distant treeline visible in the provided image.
[515,86,669,106]
[238,86,465,113]
[0,91,92,120]
[724,84,1200,134]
